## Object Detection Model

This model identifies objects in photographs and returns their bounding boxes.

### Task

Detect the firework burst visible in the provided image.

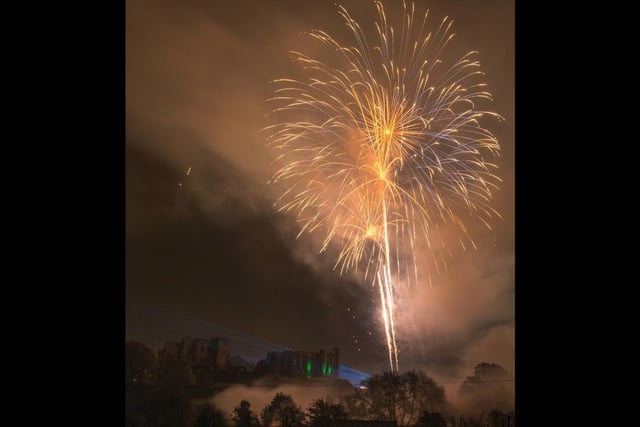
[266,1,502,373]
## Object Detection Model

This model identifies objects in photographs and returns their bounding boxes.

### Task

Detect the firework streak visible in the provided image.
[266,1,501,373]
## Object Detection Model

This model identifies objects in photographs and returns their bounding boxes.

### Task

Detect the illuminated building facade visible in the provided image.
[260,348,340,378]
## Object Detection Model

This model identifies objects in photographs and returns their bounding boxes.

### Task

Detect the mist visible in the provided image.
[211,382,354,418]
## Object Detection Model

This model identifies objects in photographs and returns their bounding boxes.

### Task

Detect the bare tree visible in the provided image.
[398,370,447,425]
[348,371,448,425]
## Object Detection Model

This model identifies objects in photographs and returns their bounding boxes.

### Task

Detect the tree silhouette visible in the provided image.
[364,372,402,421]
[307,398,348,427]
[399,370,447,424]
[348,371,447,424]
[261,393,306,427]
[234,399,259,427]
[459,363,509,395]
[458,363,513,413]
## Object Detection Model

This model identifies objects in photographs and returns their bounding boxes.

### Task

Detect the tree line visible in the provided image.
[126,341,514,426]
[127,372,513,427]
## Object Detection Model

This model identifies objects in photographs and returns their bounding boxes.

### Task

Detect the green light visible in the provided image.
[306,361,311,374]
[322,364,326,375]
[328,365,332,374]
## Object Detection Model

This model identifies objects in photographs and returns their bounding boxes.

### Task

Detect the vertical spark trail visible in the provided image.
[382,199,399,372]
[377,269,394,372]
[267,1,501,373]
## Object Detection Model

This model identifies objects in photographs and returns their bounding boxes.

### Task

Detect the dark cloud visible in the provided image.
[126,0,514,386]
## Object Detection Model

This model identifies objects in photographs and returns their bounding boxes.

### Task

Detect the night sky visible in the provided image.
[126,0,514,382]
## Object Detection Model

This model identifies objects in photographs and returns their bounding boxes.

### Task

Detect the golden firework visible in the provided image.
[266,1,502,373]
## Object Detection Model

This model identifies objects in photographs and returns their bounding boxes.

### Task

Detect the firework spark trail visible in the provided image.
[382,199,399,372]
[376,269,393,371]
[266,1,501,373]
